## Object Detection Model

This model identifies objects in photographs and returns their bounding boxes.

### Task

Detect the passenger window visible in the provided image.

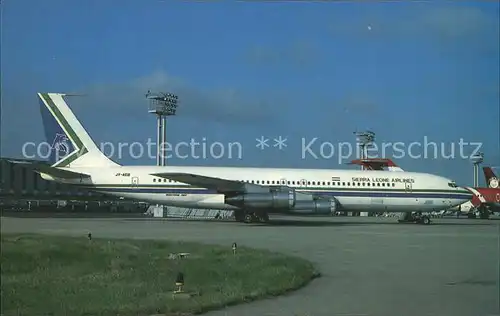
[342,182,345,186]
[357,182,361,186]
[153,178,156,182]
[327,182,331,186]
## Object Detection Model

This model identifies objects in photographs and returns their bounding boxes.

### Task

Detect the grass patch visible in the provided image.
[0,233,319,316]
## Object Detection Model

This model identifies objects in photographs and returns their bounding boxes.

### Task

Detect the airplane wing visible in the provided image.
[8,160,91,179]
[151,172,270,194]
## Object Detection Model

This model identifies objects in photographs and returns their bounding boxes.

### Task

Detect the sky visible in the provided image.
[1,0,499,186]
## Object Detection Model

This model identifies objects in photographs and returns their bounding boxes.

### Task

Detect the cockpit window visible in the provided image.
[448,181,457,188]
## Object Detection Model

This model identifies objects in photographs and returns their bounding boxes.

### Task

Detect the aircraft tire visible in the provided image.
[259,213,270,223]
[421,216,431,225]
[244,213,254,224]
[251,213,261,223]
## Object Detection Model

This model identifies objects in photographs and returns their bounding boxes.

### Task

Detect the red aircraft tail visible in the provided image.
[483,167,499,188]
[348,158,404,171]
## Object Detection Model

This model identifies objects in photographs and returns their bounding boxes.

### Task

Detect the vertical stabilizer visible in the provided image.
[385,159,404,171]
[387,166,404,172]
[483,167,499,188]
[38,93,120,168]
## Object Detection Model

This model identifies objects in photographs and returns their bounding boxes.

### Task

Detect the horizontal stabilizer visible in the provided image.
[151,172,267,193]
[8,160,90,179]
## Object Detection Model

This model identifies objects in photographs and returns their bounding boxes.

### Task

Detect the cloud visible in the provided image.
[419,6,497,41]
[74,71,277,125]
[329,4,499,55]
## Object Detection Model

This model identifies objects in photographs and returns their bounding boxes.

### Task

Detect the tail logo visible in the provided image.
[38,92,119,168]
[51,133,71,155]
[489,177,499,188]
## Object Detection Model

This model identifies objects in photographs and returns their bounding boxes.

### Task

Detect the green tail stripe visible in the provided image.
[40,93,88,167]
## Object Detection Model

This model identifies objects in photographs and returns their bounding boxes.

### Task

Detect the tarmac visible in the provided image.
[1,214,499,316]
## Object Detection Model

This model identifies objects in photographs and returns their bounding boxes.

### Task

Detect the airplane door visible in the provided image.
[405,182,412,192]
[131,176,139,186]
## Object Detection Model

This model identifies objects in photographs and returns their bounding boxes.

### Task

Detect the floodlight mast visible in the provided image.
[470,152,484,187]
[145,90,179,166]
[354,131,376,170]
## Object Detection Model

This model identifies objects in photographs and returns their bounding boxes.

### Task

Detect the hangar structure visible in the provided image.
[0,158,145,212]
[1,158,104,200]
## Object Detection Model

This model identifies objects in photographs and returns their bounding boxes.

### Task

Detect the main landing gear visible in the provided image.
[234,210,270,224]
[397,212,431,225]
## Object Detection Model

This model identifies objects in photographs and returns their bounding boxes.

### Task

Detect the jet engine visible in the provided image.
[224,188,338,215]
[291,199,337,215]
[224,188,295,209]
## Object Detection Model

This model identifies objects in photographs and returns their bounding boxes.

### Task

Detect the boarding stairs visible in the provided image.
[145,205,233,220]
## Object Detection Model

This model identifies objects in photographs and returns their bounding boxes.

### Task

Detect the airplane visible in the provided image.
[10,93,473,225]
[447,166,500,217]
[467,167,500,214]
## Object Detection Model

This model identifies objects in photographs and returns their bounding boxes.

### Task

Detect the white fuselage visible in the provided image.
[41,165,472,214]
